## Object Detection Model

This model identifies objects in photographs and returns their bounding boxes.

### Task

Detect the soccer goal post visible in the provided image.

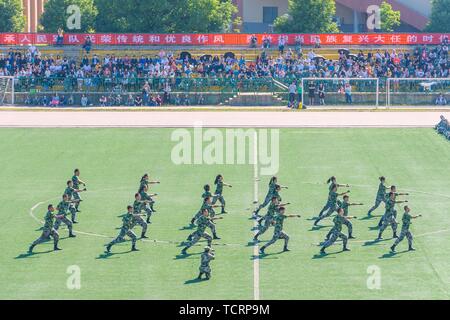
[0,76,15,105]
[386,78,450,108]
[300,77,380,108]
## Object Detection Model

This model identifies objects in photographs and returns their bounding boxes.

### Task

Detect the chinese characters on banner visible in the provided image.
[0,33,449,46]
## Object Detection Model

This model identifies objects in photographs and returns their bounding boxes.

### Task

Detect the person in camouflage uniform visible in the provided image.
[320,208,355,254]
[377,192,408,240]
[317,176,350,218]
[138,173,160,212]
[105,205,139,253]
[367,176,389,217]
[53,194,76,238]
[314,184,350,226]
[132,193,149,239]
[324,195,363,240]
[64,180,86,223]
[28,204,61,253]
[390,206,422,253]
[198,246,215,280]
[253,177,288,218]
[139,185,158,224]
[253,196,290,242]
[259,207,300,255]
[377,185,409,227]
[181,209,223,255]
[189,196,222,240]
[71,169,86,213]
[212,174,232,214]
[190,195,221,224]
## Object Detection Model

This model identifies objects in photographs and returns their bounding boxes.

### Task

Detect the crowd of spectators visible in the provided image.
[435,115,450,140]
[0,36,449,106]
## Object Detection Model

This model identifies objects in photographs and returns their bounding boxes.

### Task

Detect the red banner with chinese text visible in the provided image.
[0,33,449,46]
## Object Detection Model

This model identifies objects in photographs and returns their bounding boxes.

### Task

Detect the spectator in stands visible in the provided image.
[126,94,134,106]
[50,94,60,107]
[249,34,257,48]
[318,83,325,105]
[278,37,286,55]
[308,81,316,106]
[82,36,92,55]
[134,95,143,106]
[99,95,107,107]
[435,93,447,106]
[262,36,271,49]
[56,28,64,46]
[68,95,75,106]
[344,83,352,104]
[197,94,205,105]
[288,82,297,104]
[81,94,88,107]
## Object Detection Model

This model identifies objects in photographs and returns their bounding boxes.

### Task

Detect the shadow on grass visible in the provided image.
[184,278,208,285]
[309,225,330,231]
[174,252,201,260]
[312,251,342,259]
[379,249,410,259]
[363,237,393,247]
[179,225,195,231]
[15,250,53,259]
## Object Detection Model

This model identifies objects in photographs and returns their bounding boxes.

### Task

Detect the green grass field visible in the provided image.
[1,127,450,300]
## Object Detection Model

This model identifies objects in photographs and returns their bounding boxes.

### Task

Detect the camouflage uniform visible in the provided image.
[317,183,335,217]
[106,212,137,249]
[260,214,290,251]
[315,190,339,224]
[199,251,215,279]
[255,202,278,238]
[378,193,399,227]
[71,175,82,211]
[54,200,74,235]
[139,180,156,212]
[139,190,154,223]
[255,181,277,214]
[321,214,348,251]
[392,211,413,249]
[378,198,398,238]
[325,200,352,239]
[212,181,226,213]
[368,182,387,215]
[64,186,77,222]
[29,210,60,250]
[184,215,213,250]
[132,200,148,236]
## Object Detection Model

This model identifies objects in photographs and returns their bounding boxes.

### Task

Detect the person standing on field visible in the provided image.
[105,205,139,253]
[198,246,215,280]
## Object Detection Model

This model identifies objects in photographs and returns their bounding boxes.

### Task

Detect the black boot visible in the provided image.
[197,273,203,280]
[69,232,76,238]
[28,245,34,254]
[181,247,188,255]
[105,244,111,253]
[343,246,350,252]
[376,233,382,241]
[390,245,396,253]
[141,233,148,239]
[408,246,415,251]
[54,245,62,251]
[320,247,326,255]
[131,244,139,251]
[393,232,398,239]
[348,234,355,239]
[283,246,290,252]
[213,234,221,240]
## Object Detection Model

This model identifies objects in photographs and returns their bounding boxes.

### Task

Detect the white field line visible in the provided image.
[253,131,260,301]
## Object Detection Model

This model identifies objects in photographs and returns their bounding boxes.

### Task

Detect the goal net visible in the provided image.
[386,78,450,107]
[300,78,380,108]
[0,76,15,105]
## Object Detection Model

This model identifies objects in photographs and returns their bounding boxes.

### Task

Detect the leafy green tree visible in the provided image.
[94,0,236,33]
[379,1,401,32]
[273,0,339,33]
[40,0,98,32]
[0,0,25,32]
[425,0,450,32]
